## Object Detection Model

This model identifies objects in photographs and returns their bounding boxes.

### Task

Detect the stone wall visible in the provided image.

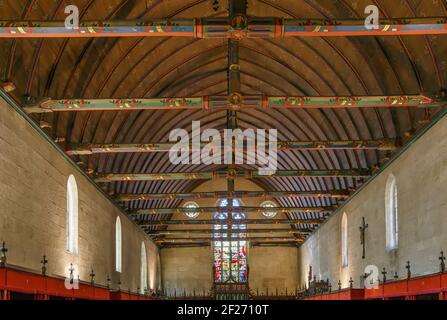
[0,95,160,292]
[298,112,447,289]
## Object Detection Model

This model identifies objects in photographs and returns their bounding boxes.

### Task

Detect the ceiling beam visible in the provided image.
[131,206,334,215]
[117,190,351,202]
[148,228,310,235]
[137,219,322,226]
[94,169,371,182]
[26,95,436,113]
[2,17,447,38]
[67,138,397,155]
[160,242,299,248]
[155,236,304,243]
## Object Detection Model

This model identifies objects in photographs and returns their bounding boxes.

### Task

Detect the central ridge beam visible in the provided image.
[117,190,351,201]
[67,139,397,155]
[131,206,334,216]
[137,219,322,226]
[27,95,436,112]
[94,169,371,182]
[2,17,446,38]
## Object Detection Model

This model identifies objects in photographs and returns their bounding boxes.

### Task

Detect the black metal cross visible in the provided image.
[359,217,369,259]
[308,265,313,287]
[0,241,8,267]
[40,255,48,275]
[68,263,75,284]
[89,269,95,284]
[406,261,411,280]
[349,277,354,289]
[382,267,387,283]
[338,280,342,291]
[440,251,446,273]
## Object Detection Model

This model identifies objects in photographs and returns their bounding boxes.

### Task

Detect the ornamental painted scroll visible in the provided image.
[229,14,248,40]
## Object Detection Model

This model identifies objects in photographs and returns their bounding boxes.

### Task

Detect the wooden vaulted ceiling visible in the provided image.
[1,0,447,243]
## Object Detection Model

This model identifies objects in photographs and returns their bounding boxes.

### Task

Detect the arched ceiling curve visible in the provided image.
[1,0,447,235]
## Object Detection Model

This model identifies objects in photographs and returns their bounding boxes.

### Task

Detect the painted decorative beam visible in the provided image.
[27,95,435,113]
[94,169,371,182]
[131,206,334,216]
[117,190,351,202]
[67,138,397,155]
[137,219,322,226]
[160,242,299,248]
[149,228,310,235]
[155,237,304,243]
[2,17,446,38]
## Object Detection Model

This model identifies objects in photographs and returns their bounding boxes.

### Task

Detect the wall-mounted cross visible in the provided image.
[89,268,95,285]
[359,217,369,259]
[40,255,48,275]
[381,267,387,283]
[406,261,411,280]
[440,251,445,273]
[68,263,75,284]
[0,241,8,267]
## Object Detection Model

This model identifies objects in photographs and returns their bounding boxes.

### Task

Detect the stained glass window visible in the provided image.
[213,199,247,283]
[183,201,200,219]
[260,200,277,218]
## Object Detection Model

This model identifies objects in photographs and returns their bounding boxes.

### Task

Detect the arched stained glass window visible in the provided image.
[66,175,78,255]
[213,199,247,283]
[385,174,398,251]
[115,217,122,272]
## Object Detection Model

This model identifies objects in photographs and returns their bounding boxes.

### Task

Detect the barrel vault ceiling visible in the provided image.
[1,0,446,246]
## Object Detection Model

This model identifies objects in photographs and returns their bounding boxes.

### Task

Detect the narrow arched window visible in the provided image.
[115,217,122,272]
[385,174,398,250]
[140,242,148,294]
[66,175,78,254]
[341,212,348,268]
